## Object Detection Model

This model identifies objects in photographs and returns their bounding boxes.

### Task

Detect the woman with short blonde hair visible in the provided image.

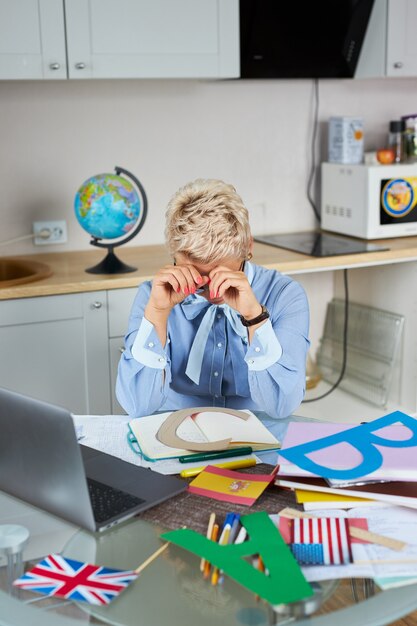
[117,179,310,419]
[165,179,251,263]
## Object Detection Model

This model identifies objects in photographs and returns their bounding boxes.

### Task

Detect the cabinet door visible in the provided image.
[109,337,126,414]
[0,0,67,79]
[0,292,110,414]
[65,0,239,79]
[386,0,417,76]
[107,288,136,414]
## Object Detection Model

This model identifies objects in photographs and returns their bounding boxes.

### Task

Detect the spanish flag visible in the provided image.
[188,465,274,506]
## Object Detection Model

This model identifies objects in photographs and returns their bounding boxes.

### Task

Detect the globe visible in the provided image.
[74,167,148,274]
[74,173,141,240]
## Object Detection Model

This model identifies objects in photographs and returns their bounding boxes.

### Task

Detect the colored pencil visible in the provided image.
[200,512,216,572]
[203,523,219,579]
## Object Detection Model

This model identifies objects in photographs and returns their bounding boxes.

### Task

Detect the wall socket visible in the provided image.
[33,220,68,245]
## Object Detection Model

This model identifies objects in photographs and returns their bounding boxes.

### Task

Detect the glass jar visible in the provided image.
[388,119,406,163]
[401,114,417,162]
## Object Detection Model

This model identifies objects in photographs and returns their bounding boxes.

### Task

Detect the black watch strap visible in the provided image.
[240,304,270,327]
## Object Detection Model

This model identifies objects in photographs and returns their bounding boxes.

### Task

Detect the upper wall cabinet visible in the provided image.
[356,0,417,78]
[0,0,239,80]
[0,0,67,79]
[65,0,239,79]
[386,0,417,76]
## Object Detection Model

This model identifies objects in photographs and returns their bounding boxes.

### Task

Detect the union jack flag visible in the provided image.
[290,517,353,565]
[13,553,138,605]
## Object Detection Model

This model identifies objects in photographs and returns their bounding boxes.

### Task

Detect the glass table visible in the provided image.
[2,491,417,626]
[1,414,417,626]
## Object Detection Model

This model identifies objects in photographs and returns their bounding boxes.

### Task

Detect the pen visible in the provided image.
[211,514,233,586]
[179,446,253,464]
[180,457,256,478]
[228,514,241,544]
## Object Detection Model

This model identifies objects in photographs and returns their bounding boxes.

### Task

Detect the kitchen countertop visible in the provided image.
[2,236,417,300]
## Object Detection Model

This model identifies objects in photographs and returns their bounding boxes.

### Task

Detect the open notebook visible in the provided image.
[128,408,280,461]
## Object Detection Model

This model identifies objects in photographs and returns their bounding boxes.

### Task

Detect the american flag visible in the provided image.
[13,553,138,605]
[290,517,353,565]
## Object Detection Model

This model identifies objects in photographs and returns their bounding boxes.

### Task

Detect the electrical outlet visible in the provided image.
[33,220,68,245]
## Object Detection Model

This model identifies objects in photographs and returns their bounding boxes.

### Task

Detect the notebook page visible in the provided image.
[193,409,279,447]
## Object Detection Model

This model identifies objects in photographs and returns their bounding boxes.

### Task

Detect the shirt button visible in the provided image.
[217,342,223,348]
[213,371,219,377]
[255,347,261,352]
[248,359,254,365]
[158,357,165,364]
[217,314,222,319]
[214,394,219,398]
[148,342,155,348]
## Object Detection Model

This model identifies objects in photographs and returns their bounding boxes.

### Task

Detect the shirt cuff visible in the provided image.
[131,317,168,369]
[244,320,283,371]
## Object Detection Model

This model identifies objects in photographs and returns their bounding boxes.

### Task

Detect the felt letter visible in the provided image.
[161,511,312,605]
[279,411,417,479]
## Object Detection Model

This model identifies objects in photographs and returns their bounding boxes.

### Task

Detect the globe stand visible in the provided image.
[85,247,137,274]
[80,166,148,275]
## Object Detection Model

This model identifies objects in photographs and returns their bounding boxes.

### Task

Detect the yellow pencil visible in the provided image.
[204,523,219,579]
[200,512,216,572]
[180,457,256,478]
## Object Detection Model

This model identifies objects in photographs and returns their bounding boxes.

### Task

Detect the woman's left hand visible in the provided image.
[209,265,262,320]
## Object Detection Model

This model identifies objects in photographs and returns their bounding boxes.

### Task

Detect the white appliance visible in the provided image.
[321,162,417,239]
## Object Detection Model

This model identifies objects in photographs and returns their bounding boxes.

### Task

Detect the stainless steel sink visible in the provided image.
[0,258,52,288]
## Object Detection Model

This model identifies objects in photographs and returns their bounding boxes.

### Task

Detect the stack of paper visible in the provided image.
[272,506,417,584]
[295,488,384,511]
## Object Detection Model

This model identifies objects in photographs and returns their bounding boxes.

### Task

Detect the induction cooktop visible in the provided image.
[254,231,389,257]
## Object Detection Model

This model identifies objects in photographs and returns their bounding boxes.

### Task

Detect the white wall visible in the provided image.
[1,76,417,256]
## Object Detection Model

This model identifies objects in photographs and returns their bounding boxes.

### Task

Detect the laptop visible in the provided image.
[0,388,186,532]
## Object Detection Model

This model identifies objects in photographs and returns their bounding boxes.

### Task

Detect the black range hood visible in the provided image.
[240,0,375,79]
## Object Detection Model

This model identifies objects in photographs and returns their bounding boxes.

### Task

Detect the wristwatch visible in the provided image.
[240,304,270,327]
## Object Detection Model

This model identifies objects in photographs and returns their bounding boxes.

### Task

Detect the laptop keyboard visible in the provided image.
[87,477,145,524]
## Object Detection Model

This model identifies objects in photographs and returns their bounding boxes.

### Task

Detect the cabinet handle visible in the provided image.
[393,62,404,69]
[90,301,102,309]
[49,63,61,70]
[75,62,86,70]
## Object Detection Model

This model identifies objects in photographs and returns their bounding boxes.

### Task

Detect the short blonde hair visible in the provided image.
[165,179,251,263]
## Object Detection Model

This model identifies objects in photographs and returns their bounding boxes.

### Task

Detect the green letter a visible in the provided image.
[161,511,312,605]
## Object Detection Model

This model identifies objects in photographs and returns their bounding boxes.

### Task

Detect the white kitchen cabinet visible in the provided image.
[0,291,111,414]
[0,0,239,80]
[65,0,239,79]
[386,0,417,76]
[356,0,417,78]
[108,287,137,414]
[0,0,67,79]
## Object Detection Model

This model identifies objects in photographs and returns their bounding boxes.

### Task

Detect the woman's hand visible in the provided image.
[208,265,262,320]
[147,264,210,313]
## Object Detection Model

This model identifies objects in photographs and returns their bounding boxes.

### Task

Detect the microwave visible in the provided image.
[321,162,417,239]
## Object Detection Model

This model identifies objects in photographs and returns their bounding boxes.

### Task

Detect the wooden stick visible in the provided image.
[134,542,170,574]
[134,525,187,574]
